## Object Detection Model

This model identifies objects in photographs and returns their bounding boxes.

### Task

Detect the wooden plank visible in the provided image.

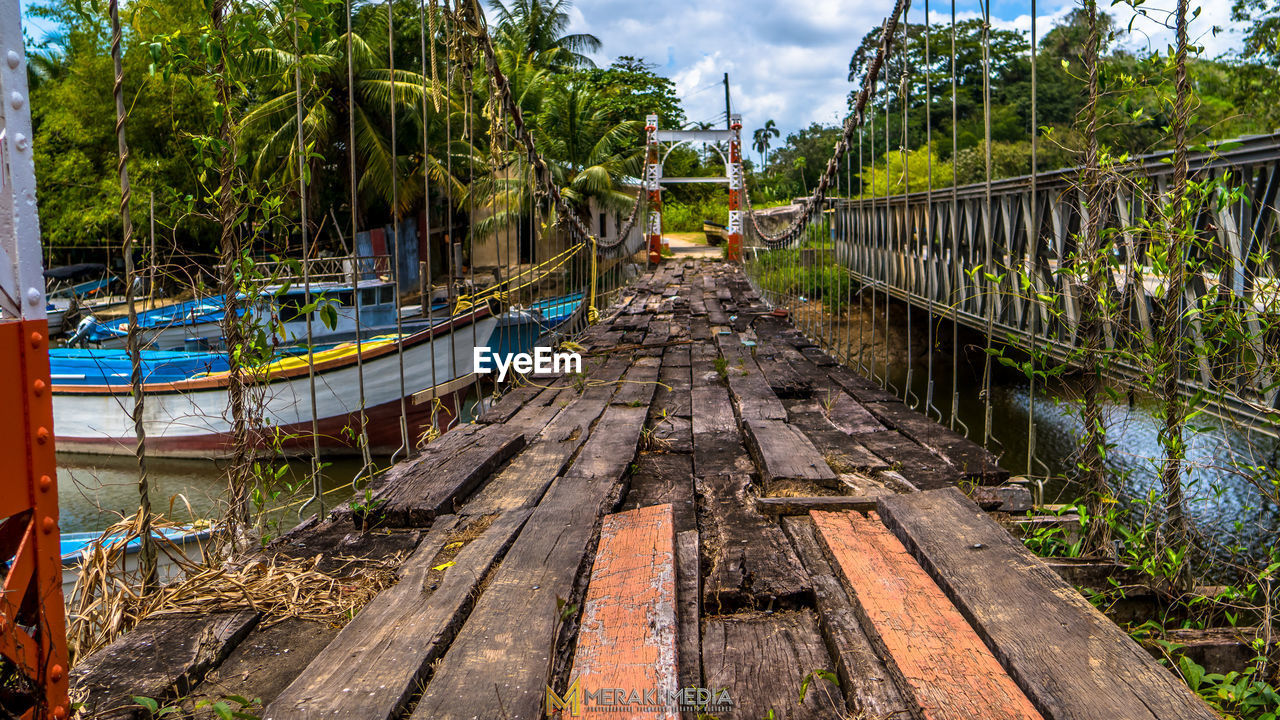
[612,356,662,408]
[698,473,811,610]
[865,402,1008,482]
[477,384,545,424]
[811,509,1042,720]
[410,405,649,720]
[755,496,878,515]
[823,390,886,435]
[701,611,845,719]
[858,430,963,490]
[780,517,910,719]
[675,530,701,705]
[621,453,697,534]
[369,424,526,526]
[716,333,788,423]
[264,510,529,720]
[70,612,258,719]
[568,505,679,720]
[877,488,1221,720]
[656,359,692,418]
[827,366,905,404]
[743,419,839,489]
[462,357,629,515]
[784,400,890,473]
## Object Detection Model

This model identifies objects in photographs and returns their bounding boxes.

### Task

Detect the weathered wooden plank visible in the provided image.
[780,517,910,719]
[716,333,788,423]
[264,510,529,720]
[70,612,258,719]
[612,356,662,408]
[410,405,649,720]
[823,390,886,435]
[864,402,1008,482]
[857,430,963,490]
[369,424,526,526]
[784,400,890,472]
[182,618,338,719]
[698,473,811,610]
[877,488,1220,720]
[701,611,845,720]
[621,453,697,534]
[568,505,678,720]
[675,530,701,704]
[755,497,878,515]
[811,509,1042,720]
[743,419,839,489]
[477,384,546,424]
[826,366,905,404]
[462,357,630,515]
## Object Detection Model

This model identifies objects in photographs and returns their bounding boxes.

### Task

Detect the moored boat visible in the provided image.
[61,525,214,601]
[51,305,502,457]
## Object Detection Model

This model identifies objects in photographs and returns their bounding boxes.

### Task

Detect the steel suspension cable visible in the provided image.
[387,0,412,461]
[923,0,944,423]
[295,0,324,518]
[344,0,373,484]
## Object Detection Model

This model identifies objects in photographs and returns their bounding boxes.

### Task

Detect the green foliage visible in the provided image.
[662,198,728,232]
[574,56,684,130]
[1177,656,1280,720]
[860,144,953,195]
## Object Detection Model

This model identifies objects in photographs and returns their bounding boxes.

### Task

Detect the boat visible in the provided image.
[61,524,214,601]
[703,220,728,246]
[48,298,571,457]
[41,263,121,335]
[69,278,404,352]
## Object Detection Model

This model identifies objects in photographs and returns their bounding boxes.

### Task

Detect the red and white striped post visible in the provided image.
[726,113,744,262]
[644,114,665,264]
[0,0,72,716]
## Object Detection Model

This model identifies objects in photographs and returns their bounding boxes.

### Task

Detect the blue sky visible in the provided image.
[17,0,1248,139]
[567,0,1249,139]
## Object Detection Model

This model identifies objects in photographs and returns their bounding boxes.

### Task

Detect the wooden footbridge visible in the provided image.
[69,259,1218,720]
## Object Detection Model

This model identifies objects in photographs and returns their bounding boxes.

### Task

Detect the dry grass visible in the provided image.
[67,515,403,663]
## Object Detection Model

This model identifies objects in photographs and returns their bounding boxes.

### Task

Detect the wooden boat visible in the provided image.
[703,220,728,246]
[50,305,503,457]
[70,278,404,352]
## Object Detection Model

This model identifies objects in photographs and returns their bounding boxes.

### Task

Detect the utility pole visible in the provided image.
[723,72,732,129]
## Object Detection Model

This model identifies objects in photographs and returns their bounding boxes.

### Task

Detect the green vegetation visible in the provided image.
[23,0,682,269]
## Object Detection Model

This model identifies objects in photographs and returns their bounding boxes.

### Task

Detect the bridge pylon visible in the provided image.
[643,113,745,263]
[0,0,72,716]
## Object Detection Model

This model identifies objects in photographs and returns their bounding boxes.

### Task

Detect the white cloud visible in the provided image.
[568,0,1249,140]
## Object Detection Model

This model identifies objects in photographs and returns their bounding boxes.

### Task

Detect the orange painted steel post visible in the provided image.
[726,114,744,262]
[0,0,72,716]
[644,114,664,264]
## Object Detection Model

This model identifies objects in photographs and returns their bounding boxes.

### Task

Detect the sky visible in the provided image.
[567,0,1251,140]
[16,0,1251,140]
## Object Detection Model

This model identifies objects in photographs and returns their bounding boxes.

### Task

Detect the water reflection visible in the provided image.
[57,453,367,534]
[851,297,1280,571]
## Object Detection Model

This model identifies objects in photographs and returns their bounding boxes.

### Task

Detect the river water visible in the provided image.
[795,292,1280,571]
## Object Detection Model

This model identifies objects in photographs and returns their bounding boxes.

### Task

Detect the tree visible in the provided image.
[752,119,779,168]
[576,56,683,129]
[488,0,601,70]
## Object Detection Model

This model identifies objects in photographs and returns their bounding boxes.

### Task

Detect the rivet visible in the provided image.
[50,664,64,682]
[13,133,27,151]
[9,90,22,109]
[42,516,55,534]
[5,51,19,69]
[33,378,46,396]
[36,427,50,444]
[26,287,40,305]
[52,706,67,720]
[39,475,53,492]
[30,331,43,347]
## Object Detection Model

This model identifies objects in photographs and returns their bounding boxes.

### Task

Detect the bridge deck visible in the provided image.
[70,260,1216,719]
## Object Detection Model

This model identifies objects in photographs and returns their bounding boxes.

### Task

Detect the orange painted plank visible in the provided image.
[811,510,1043,720]
[567,503,678,719]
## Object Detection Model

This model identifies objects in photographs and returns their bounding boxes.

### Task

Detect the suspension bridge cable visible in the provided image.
[295,0,325,518]
[742,0,910,248]
[344,0,374,486]
[387,0,412,462]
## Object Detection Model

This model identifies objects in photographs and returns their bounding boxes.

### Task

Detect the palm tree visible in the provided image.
[752,119,779,170]
[239,1,438,219]
[488,0,601,70]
